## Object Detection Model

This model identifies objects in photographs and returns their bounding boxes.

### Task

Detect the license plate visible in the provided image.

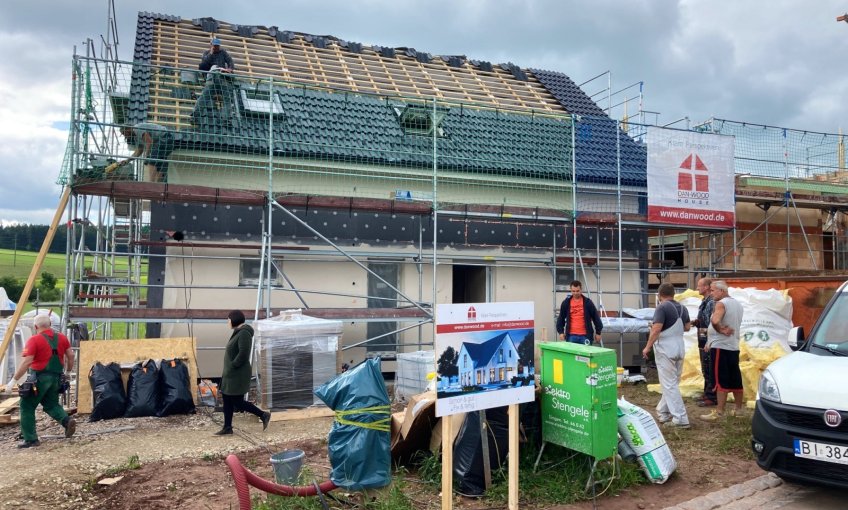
[794,439,848,465]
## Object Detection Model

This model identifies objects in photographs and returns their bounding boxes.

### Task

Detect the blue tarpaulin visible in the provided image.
[314,358,391,490]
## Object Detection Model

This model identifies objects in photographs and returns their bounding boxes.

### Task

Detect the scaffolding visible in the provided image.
[55,12,848,380]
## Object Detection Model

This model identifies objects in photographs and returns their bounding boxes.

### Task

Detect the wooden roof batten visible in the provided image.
[151,17,565,115]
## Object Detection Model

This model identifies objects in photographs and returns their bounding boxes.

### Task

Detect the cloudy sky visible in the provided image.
[2,0,848,225]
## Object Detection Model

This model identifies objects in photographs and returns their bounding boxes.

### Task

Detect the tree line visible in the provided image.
[0,224,102,253]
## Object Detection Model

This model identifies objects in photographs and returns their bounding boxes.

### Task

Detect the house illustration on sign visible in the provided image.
[457,331,521,387]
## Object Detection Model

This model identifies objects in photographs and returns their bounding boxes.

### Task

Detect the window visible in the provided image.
[239,257,281,287]
[498,348,504,363]
[239,85,284,115]
[463,354,468,368]
[394,104,449,136]
[366,263,398,353]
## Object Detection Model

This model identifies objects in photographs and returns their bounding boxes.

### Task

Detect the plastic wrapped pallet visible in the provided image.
[254,309,343,410]
[394,350,434,403]
[616,397,677,484]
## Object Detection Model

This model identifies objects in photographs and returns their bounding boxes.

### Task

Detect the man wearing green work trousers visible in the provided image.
[4,314,76,448]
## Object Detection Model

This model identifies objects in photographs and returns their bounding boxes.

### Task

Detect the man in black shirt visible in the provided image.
[691,277,717,406]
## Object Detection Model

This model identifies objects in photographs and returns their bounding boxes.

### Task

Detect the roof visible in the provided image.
[462,331,516,369]
[128,12,646,187]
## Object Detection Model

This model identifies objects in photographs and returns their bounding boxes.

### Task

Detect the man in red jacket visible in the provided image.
[5,314,77,448]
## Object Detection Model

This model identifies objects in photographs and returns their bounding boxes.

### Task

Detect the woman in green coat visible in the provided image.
[215,310,271,435]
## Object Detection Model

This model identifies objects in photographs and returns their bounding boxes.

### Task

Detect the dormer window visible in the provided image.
[394,103,448,136]
[239,84,284,116]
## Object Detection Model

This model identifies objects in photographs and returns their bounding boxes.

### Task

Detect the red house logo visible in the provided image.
[678,153,709,192]
[467,306,477,320]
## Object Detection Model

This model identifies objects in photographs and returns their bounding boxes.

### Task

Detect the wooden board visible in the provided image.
[77,337,198,414]
[0,414,20,425]
[268,406,334,422]
[0,397,20,415]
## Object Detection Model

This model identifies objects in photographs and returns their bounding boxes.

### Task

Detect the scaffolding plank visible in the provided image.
[68,307,430,320]
[70,182,434,213]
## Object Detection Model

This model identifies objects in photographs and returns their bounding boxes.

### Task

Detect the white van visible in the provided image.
[751,281,848,488]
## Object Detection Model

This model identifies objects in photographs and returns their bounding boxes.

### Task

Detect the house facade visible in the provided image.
[457,332,520,387]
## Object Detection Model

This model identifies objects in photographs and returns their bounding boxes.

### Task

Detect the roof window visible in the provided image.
[239,84,283,116]
[394,104,449,136]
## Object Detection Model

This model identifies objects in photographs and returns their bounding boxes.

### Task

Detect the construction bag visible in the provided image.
[89,362,127,422]
[157,358,195,417]
[616,397,677,483]
[453,406,510,497]
[124,360,160,418]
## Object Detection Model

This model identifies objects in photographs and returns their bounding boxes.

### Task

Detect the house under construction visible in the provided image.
[58,11,848,379]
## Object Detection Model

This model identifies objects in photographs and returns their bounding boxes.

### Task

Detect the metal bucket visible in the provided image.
[270,449,305,485]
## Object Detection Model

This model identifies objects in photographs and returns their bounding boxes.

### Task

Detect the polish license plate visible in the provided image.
[794,439,848,465]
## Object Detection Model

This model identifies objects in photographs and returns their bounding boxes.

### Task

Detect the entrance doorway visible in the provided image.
[452,265,488,304]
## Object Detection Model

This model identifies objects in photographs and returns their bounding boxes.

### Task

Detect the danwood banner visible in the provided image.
[646,127,735,228]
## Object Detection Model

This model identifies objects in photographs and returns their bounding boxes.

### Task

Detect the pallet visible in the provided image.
[0,414,20,425]
[0,396,20,415]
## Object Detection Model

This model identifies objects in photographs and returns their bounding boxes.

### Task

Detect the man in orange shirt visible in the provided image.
[4,314,77,448]
[555,280,603,345]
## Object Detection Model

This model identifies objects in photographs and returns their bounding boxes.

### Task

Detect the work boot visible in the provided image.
[17,440,40,449]
[63,416,77,438]
[261,411,271,431]
[214,427,233,436]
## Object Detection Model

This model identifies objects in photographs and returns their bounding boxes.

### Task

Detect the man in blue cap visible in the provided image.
[199,37,234,72]
[192,37,236,124]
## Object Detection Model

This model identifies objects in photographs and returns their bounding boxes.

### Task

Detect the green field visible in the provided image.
[0,248,70,280]
[0,249,136,282]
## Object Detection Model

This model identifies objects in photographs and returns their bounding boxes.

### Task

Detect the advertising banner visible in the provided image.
[646,127,735,228]
[434,302,535,417]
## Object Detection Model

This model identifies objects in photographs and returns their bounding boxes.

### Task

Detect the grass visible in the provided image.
[250,438,649,510]
[0,249,70,280]
[1,249,148,339]
[83,454,143,492]
[0,248,135,282]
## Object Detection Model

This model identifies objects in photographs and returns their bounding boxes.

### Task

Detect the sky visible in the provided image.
[2,0,848,225]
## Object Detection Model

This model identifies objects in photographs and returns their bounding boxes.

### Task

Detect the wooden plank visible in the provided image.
[0,188,70,367]
[68,307,430,321]
[0,414,20,425]
[508,404,519,510]
[77,337,198,414]
[441,416,454,510]
[0,397,20,414]
[268,406,334,422]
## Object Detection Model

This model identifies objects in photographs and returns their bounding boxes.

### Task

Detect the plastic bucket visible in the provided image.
[270,449,305,484]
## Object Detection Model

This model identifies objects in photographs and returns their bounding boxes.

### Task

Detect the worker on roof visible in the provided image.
[106,123,174,183]
[192,37,236,126]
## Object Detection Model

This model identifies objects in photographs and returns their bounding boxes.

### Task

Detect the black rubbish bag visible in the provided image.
[314,358,391,490]
[124,359,160,418]
[89,362,127,422]
[156,358,195,417]
[453,406,510,497]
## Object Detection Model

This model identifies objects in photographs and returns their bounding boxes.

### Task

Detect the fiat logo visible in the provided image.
[824,409,842,428]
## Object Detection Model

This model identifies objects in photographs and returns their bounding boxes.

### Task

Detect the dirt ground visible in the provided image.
[0,375,761,510]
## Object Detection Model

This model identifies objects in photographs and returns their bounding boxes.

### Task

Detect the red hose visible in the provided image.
[225,454,338,509]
